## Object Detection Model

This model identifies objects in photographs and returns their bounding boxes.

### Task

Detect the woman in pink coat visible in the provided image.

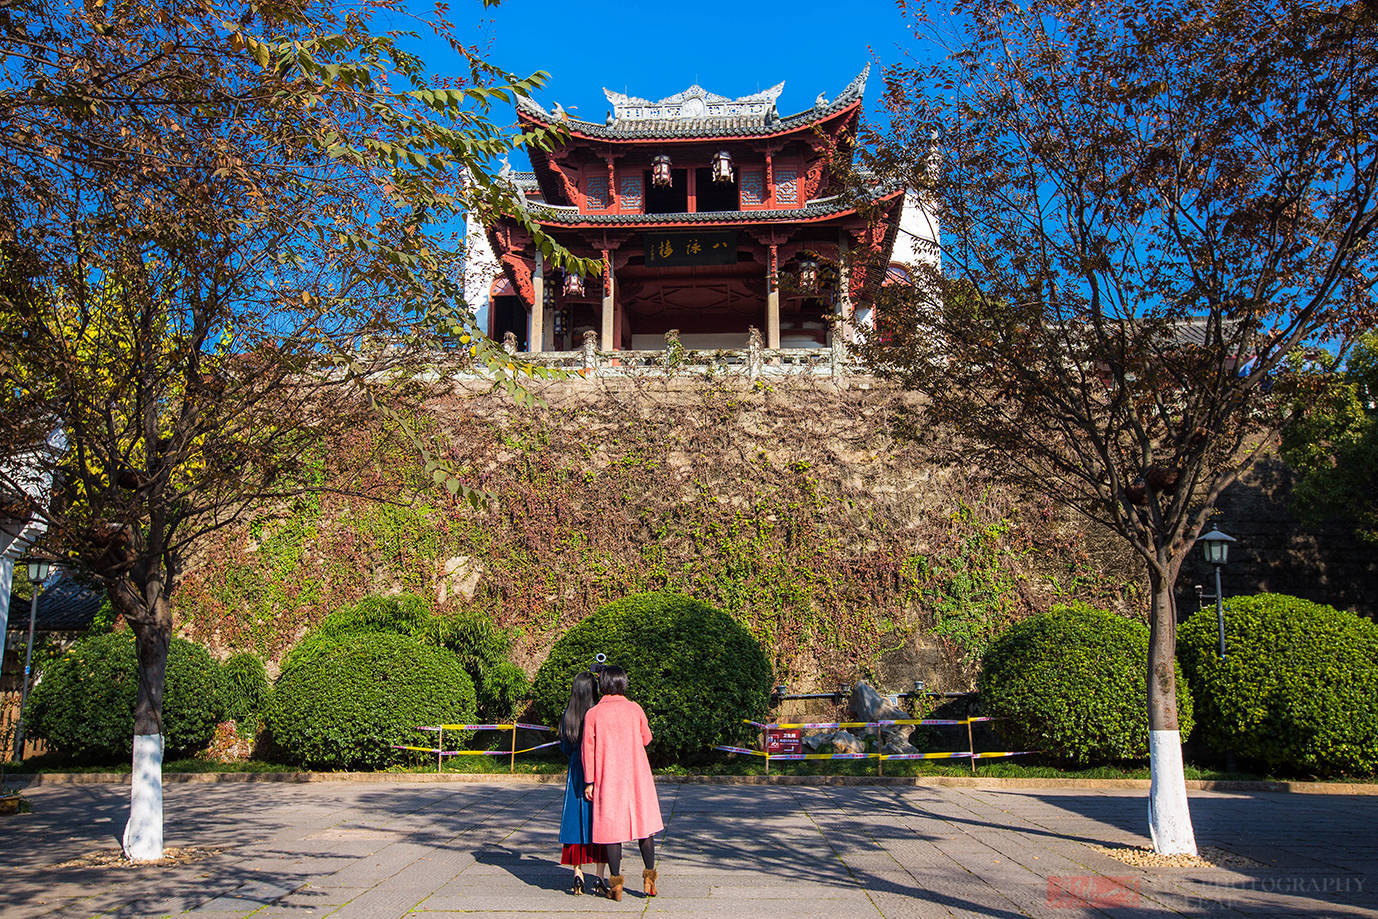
[581,666,663,901]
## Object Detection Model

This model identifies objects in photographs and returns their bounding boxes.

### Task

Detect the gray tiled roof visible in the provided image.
[526,188,900,227]
[518,68,869,140]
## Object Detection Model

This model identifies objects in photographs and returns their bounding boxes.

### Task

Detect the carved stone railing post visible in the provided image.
[830,331,847,378]
[503,331,517,355]
[581,329,599,374]
[747,326,764,379]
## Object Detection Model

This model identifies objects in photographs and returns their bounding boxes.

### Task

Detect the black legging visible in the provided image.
[605,836,655,876]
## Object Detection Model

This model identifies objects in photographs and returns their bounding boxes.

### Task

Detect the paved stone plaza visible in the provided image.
[1,778,1374,918]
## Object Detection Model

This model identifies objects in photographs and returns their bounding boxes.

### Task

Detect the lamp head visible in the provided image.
[1199,528,1236,566]
[25,558,50,583]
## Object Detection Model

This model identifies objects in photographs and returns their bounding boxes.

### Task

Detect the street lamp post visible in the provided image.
[1198,528,1236,658]
[12,557,50,761]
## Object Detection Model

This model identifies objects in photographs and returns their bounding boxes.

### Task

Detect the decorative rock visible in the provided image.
[802,731,833,751]
[881,736,920,756]
[849,680,911,724]
[437,556,483,604]
[850,680,916,746]
[829,730,866,754]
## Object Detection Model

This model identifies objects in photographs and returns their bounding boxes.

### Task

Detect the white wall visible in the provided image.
[896,190,941,270]
[462,211,499,338]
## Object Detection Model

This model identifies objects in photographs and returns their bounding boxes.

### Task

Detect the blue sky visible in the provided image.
[408,0,925,134]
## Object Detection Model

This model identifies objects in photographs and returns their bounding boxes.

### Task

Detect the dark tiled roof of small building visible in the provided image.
[6,573,104,632]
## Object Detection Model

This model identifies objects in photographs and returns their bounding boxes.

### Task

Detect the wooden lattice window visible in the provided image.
[740,169,765,206]
[618,174,644,212]
[774,165,799,206]
[585,175,610,211]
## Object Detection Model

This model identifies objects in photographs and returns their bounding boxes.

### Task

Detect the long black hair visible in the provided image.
[558,671,600,746]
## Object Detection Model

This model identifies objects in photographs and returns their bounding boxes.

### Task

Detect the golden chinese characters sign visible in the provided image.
[644,231,738,267]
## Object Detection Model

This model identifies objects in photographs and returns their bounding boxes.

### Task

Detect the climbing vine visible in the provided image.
[175,379,1140,684]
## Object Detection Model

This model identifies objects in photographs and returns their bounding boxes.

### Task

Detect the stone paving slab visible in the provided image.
[0,781,1374,917]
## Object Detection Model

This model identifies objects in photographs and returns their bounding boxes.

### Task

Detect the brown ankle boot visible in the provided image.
[606,875,624,901]
[643,868,658,897]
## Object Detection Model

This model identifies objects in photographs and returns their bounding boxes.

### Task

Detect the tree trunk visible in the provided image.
[1146,564,1197,856]
[122,603,170,861]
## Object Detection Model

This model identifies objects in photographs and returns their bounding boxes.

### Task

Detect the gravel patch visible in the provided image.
[1092,845,1265,868]
[52,846,229,870]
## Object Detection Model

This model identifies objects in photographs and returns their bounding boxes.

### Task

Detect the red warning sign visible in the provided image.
[765,729,802,755]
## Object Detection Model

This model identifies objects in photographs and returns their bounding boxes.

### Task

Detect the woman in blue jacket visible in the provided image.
[557,671,607,894]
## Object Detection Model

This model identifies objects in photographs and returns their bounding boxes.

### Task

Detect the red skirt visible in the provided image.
[560,843,607,866]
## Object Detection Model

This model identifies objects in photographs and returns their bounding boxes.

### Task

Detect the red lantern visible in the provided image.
[799,259,819,294]
[563,272,585,297]
[652,154,673,188]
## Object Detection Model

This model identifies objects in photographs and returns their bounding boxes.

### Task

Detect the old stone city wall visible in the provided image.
[173,374,1372,695]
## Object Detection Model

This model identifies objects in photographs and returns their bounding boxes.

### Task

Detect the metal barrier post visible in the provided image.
[509,725,517,774]
[763,725,770,775]
[438,726,444,774]
[875,723,883,776]
[966,718,977,773]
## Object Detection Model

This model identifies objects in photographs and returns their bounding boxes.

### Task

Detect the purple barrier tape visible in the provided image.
[391,741,561,757]
[714,746,1037,762]
[743,718,973,730]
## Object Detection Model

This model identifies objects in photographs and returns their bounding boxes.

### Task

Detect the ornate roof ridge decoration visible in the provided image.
[830,64,869,109]
[514,67,869,140]
[603,82,785,124]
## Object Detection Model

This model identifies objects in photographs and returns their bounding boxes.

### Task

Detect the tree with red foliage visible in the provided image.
[858,0,1378,852]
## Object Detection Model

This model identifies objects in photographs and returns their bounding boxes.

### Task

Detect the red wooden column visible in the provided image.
[601,248,615,351]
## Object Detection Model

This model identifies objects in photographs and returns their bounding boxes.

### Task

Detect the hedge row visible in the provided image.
[1179,594,1378,777]
[26,632,244,761]
[532,591,773,762]
[978,595,1378,777]
[977,603,1193,766]
[28,589,1375,778]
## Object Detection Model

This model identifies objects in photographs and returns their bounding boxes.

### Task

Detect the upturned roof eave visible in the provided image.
[516,100,862,145]
[517,187,905,231]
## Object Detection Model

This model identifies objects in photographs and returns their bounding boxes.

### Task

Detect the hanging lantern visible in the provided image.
[563,272,585,297]
[799,259,819,294]
[651,154,673,188]
[543,276,555,307]
[553,309,567,336]
[711,149,734,183]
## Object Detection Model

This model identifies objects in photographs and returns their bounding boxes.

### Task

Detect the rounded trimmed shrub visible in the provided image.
[1180,593,1378,777]
[25,630,226,762]
[531,591,772,762]
[977,603,1193,765]
[222,652,270,726]
[473,659,530,721]
[283,594,432,671]
[286,594,523,721]
[267,632,476,770]
[429,607,529,720]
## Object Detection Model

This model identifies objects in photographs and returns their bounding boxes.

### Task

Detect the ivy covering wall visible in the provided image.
[175,377,1143,687]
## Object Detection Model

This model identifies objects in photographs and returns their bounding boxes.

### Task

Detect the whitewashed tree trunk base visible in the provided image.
[123,733,164,861]
[1148,729,1197,855]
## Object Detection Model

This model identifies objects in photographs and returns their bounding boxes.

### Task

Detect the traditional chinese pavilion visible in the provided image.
[465,67,938,353]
